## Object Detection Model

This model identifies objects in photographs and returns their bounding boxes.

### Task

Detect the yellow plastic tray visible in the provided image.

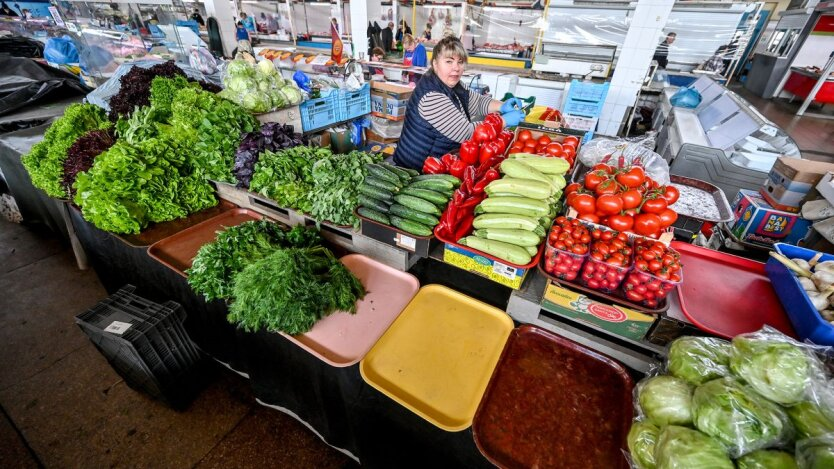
[359,284,514,431]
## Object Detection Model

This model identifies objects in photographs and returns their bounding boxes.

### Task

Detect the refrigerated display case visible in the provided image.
[460,3,537,60]
[242,0,295,43]
[412,2,462,48]
[292,0,349,48]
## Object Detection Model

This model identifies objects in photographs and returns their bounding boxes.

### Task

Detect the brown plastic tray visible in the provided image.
[114,200,236,248]
[537,262,669,315]
[473,325,634,469]
[147,209,264,277]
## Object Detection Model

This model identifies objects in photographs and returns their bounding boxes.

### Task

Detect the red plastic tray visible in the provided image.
[672,241,795,339]
[434,225,544,270]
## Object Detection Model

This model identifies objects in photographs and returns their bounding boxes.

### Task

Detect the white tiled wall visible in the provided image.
[598,0,675,137]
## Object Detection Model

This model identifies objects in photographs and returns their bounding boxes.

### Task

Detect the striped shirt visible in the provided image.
[417,90,493,143]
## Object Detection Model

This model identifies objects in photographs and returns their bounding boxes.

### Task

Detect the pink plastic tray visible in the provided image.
[283,254,420,367]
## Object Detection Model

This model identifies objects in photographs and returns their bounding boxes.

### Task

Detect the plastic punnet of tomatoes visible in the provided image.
[508,128,580,169]
[622,240,682,308]
[580,230,633,294]
[544,217,590,281]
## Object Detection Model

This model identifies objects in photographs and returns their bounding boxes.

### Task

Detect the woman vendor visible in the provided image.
[394,36,526,170]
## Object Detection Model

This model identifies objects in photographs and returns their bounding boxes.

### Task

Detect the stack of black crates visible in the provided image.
[75,285,206,409]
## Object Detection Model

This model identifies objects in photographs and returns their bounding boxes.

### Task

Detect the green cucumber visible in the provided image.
[364,175,401,193]
[408,178,455,192]
[403,168,420,177]
[399,187,449,206]
[359,184,393,203]
[358,194,391,213]
[411,174,461,186]
[366,164,400,185]
[390,204,439,227]
[390,215,433,236]
[381,163,412,182]
[357,207,390,225]
[393,194,442,216]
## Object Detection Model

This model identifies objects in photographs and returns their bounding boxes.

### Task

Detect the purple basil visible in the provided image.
[62,128,116,197]
[233,122,307,188]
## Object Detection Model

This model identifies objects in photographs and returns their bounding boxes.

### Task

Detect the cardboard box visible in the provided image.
[540,282,656,341]
[365,128,399,144]
[371,81,414,94]
[371,90,410,121]
[759,182,804,213]
[816,172,834,207]
[730,189,813,248]
[762,158,834,210]
[442,243,534,290]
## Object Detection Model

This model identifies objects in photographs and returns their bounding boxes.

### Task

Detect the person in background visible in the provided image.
[394,36,525,170]
[653,32,676,69]
[396,20,411,43]
[402,34,427,67]
[235,20,250,42]
[21,8,31,20]
[381,21,394,52]
[241,12,255,34]
[190,9,204,27]
[0,2,18,16]
[371,47,385,62]
[369,46,386,78]
[422,23,432,42]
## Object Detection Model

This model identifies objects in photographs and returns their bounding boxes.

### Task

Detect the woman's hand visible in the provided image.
[501,109,526,127]
[500,97,524,114]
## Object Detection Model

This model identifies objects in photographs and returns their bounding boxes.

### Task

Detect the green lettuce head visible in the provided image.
[627,420,659,469]
[796,434,834,469]
[736,450,798,469]
[667,336,731,385]
[729,334,810,405]
[692,377,793,458]
[786,399,834,439]
[654,426,733,469]
[638,376,693,427]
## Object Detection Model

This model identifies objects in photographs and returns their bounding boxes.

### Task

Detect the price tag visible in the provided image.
[48,6,65,28]
[104,321,132,335]
[395,233,417,252]
[760,125,778,137]
[492,261,517,280]
[309,55,331,66]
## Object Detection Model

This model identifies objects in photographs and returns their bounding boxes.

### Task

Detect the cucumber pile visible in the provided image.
[357,163,459,237]
[459,156,569,265]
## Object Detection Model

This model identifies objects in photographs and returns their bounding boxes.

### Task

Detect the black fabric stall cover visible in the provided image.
[0,37,44,58]
[0,57,91,117]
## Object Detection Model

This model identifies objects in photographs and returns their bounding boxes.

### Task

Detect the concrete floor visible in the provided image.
[0,219,355,468]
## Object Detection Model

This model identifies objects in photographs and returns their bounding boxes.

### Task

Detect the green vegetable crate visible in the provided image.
[435,227,544,290]
[356,209,437,257]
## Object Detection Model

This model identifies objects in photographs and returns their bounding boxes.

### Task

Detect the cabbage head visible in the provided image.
[729,335,809,405]
[242,92,271,113]
[692,377,793,458]
[217,88,240,104]
[257,58,276,76]
[226,58,253,77]
[796,434,834,469]
[736,449,798,469]
[638,376,693,427]
[654,426,733,469]
[786,400,834,439]
[268,89,287,109]
[281,85,303,105]
[257,78,270,92]
[225,75,256,94]
[627,420,659,469]
[667,336,731,385]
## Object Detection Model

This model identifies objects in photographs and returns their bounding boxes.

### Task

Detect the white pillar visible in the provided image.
[597,0,675,136]
[203,0,237,57]
[349,0,369,60]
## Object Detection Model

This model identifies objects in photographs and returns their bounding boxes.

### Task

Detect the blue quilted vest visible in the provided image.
[394,71,470,170]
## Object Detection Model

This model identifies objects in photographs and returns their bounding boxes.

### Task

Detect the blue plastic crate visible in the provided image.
[765,243,834,345]
[299,90,339,132]
[338,83,371,121]
[667,74,697,88]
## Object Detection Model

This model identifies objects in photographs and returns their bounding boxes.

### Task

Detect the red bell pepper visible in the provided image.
[441,153,457,170]
[472,168,500,195]
[472,123,497,143]
[454,213,475,241]
[422,157,446,174]
[449,159,467,179]
[478,142,498,166]
[499,130,514,147]
[462,166,476,195]
[484,113,504,133]
[459,194,484,210]
[459,140,480,165]
[475,155,502,179]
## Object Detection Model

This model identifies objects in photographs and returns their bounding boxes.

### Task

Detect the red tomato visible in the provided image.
[563,146,576,159]
[621,189,642,210]
[563,135,579,146]
[595,179,620,196]
[633,213,661,236]
[584,172,605,190]
[641,197,668,214]
[578,213,600,224]
[524,142,537,152]
[565,182,582,196]
[570,194,597,215]
[537,135,552,146]
[615,167,646,189]
[597,194,623,215]
[658,209,678,227]
[662,185,680,205]
[592,163,614,174]
[607,214,633,232]
[517,129,533,142]
[510,141,524,151]
[545,142,564,156]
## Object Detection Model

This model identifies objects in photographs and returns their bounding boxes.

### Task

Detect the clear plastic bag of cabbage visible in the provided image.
[627,420,660,469]
[242,92,272,113]
[729,328,814,405]
[637,375,693,427]
[654,426,734,469]
[225,58,254,78]
[667,336,731,386]
[787,382,834,439]
[736,449,798,469]
[281,85,303,105]
[795,434,834,469]
[692,377,794,458]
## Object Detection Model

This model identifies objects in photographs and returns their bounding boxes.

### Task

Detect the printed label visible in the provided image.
[587,304,628,323]
[48,6,65,27]
[492,261,517,280]
[104,321,132,335]
[395,233,416,251]
[760,125,778,137]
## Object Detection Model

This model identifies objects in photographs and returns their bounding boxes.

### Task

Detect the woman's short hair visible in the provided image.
[431,36,467,63]
[403,34,416,47]
[372,47,385,58]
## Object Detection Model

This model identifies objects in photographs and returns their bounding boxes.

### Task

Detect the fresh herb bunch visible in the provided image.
[62,128,115,198]
[186,222,322,301]
[22,103,110,198]
[228,245,365,335]
[249,146,331,213]
[233,122,307,189]
[107,61,185,120]
[309,150,382,227]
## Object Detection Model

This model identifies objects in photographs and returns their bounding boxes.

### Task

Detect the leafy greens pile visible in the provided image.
[62,128,115,198]
[249,146,331,213]
[233,122,307,189]
[22,103,110,198]
[228,245,365,335]
[627,329,834,469]
[309,150,382,227]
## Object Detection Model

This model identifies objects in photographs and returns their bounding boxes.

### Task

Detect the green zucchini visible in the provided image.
[474,196,551,217]
[485,178,554,200]
[393,194,441,216]
[357,207,390,225]
[366,164,400,185]
[390,204,439,227]
[473,229,542,247]
[524,245,538,256]
[459,236,532,265]
[364,175,401,193]
[359,184,393,203]
[380,163,412,182]
[399,187,449,206]
[358,194,391,213]
[390,215,433,236]
[472,214,541,232]
[411,174,461,186]
[408,178,455,192]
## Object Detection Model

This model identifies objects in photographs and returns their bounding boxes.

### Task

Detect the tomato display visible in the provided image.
[580,231,632,293]
[622,240,682,308]
[543,217,591,281]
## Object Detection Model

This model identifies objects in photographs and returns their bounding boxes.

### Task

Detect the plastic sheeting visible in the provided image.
[0,57,91,117]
